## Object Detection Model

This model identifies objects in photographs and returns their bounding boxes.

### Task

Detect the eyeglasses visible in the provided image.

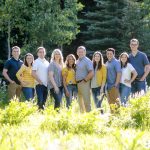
[131,43,138,46]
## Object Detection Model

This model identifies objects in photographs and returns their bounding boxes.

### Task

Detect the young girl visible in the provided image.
[91,51,107,108]
[48,49,64,109]
[16,53,35,100]
[119,52,137,106]
[62,54,77,108]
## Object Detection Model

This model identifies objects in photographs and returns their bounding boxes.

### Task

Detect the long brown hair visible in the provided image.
[92,51,104,70]
[65,54,76,70]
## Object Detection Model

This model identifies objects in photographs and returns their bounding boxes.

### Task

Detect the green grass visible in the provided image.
[0,88,150,150]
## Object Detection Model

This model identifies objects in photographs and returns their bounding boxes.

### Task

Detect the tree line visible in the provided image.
[0,0,150,62]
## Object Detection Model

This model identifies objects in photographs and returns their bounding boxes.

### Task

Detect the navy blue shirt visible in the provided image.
[129,51,149,79]
[4,57,23,84]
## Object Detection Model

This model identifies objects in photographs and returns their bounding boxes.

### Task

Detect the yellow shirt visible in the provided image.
[16,65,35,88]
[96,65,107,86]
[62,67,76,85]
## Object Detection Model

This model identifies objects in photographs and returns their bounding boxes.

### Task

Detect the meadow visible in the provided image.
[0,86,150,150]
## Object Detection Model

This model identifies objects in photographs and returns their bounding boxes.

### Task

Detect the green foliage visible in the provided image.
[41,108,99,134]
[0,89,150,149]
[107,92,150,129]
[0,99,37,125]
[0,0,83,56]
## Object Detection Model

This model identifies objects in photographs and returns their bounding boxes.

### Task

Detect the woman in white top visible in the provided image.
[119,52,137,106]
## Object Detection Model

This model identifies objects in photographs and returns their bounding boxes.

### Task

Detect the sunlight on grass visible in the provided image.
[0,89,150,149]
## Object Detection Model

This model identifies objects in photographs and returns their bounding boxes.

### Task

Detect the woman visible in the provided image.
[62,54,77,108]
[16,53,35,100]
[91,51,107,108]
[119,52,137,106]
[48,49,64,109]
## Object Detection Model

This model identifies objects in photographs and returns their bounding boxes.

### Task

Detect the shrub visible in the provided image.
[0,98,37,125]
[41,109,100,134]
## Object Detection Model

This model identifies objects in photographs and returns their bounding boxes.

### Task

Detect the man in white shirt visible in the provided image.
[32,47,49,109]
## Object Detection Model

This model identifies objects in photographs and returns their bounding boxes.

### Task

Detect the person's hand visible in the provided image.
[65,90,70,97]
[10,80,15,84]
[39,80,43,85]
[114,84,118,88]
[21,81,28,86]
[139,77,145,81]
[100,88,104,94]
[124,79,131,84]
[54,86,59,94]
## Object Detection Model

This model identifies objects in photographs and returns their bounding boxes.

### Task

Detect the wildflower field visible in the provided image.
[0,86,150,150]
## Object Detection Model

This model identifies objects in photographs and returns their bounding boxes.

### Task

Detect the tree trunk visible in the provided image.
[41,40,43,46]
[7,20,11,59]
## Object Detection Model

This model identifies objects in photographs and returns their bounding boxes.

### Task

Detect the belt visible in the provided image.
[76,79,83,83]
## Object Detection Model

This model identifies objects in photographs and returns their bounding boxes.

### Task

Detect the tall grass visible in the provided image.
[0,91,149,149]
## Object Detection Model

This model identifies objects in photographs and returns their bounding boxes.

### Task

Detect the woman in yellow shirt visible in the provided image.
[16,53,35,100]
[91,51,107,108]
[62,54,77,108]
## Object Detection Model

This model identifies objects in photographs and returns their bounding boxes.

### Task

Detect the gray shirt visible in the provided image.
[106,58,121,90]
[76,56,93,81]
[48,61,62,89]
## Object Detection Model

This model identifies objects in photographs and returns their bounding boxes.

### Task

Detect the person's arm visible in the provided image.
[32,70,43,85]
[114,61,122,87]
[84,70,94,82]
[100,66,107,93]
[140,64,150,81]
[49,71,59,93]
[62,70,69,97]
[125,70,137,84]
[16,65,28,86]
[84,60,94,82]
[2,69,15,84]
[114,72,121,87]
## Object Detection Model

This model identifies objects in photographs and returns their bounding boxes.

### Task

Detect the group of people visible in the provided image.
[2,38,150,112]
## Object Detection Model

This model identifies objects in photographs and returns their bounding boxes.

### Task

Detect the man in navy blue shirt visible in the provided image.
[3,46,23,100]
[129,39,150,95]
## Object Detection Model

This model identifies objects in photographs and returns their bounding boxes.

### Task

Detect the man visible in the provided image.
[32,47,49,109]
[129,38,150,95]
[3,46,23,100]
[105,48,121,112]
[76,46,94,112]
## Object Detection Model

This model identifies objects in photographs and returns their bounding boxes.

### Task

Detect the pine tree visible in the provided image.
[83,0,126,55]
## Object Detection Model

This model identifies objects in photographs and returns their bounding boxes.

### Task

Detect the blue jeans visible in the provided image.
[92,86,102,108]
[50,86,63,109]
[119,83,131,105]
[131,80,146,95]
[22,87,34,101]
[36,84,48,109]
[65,84,77,108]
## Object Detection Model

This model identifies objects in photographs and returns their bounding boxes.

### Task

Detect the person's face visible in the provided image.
[26,55,33,66]
[54,52,61,61]
[94,53,100,63]
[77,48,86,58]
[106,51,114,61]
[130,41,139,51]
[12,48,20,59]
[68,56,75,66]
[120,54,128,64]
[37,48,46,59]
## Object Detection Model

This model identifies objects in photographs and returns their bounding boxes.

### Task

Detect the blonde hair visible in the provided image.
[50,49,64,67]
